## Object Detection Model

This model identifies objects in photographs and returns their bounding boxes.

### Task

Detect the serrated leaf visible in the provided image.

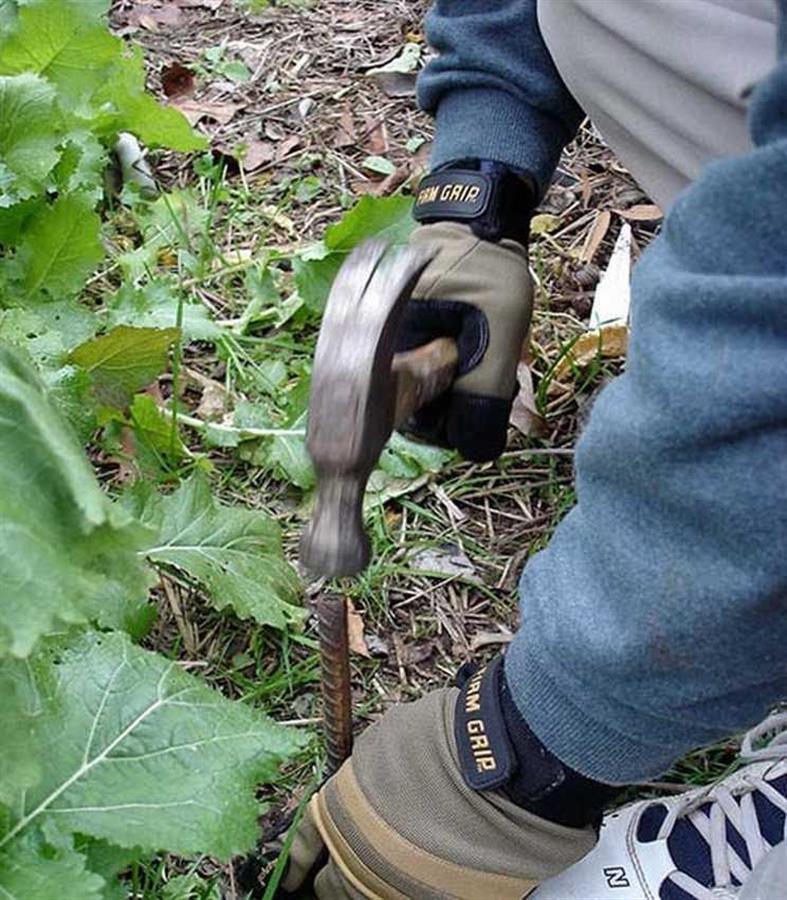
[136,474,302,630]
[0,0,120,106]
[14,193,103,299]
[0,299,96,367]
[52,130,107,202]
[0,630,304,858]
[0,346,152,658]
[69,325,179,410]
[106,280,223,343]
[0,74,61,205]
[0,830,104,900]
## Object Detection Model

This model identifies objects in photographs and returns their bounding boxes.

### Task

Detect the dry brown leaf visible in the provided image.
[346,599,370,658]
[362,116,387,155]
[333,108,357,149]
[190,371,229,421]
[509,362,548,438]
[275,134,302,162]
[580,209,611,264]
[615,204,663,222]
[369,166,408,197]
[129,2,183,29]
[161,62,195,100]
[368,71,417,98]
[171,99,243,126]
[235,135,275,171]
[553,322,629,380]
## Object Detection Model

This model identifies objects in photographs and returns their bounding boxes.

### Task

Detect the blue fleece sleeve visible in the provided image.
[505,10,787,783]
[417,0,583,195]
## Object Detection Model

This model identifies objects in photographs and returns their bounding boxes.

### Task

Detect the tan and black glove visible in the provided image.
[396,161,535,461]
[282,658,617,899]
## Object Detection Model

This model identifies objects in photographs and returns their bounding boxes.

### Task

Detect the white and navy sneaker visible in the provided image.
[531,713,787,900]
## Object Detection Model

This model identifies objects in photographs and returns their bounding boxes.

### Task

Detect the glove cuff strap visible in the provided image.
[413,159,536,244]
[455,657,621,828]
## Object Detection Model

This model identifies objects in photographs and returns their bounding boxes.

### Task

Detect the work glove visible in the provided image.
[395,160,536,462]
[281,658,613,899]
[397,222,533,462]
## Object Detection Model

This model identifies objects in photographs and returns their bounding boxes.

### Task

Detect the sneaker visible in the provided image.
[531,713,787,900]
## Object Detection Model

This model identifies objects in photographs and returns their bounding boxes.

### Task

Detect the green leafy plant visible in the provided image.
[0,346,304,896]
[0,0,206,308]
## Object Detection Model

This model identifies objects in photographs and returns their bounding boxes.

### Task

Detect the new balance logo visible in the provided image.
[603,866,631,888]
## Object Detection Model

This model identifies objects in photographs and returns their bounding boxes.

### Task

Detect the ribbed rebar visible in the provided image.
[317,594,353,777]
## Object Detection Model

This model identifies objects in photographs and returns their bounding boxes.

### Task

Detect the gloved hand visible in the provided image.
[282,658,611,899]
[395,221,533,462]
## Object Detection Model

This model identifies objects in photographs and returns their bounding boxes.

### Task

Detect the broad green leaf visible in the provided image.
[0,346,152,657]
[93,48,207,152]
[136,474,302,630]
[14,193,103,299]
[324,193,414,252]
[0,74,61,205]
[129,393,186,473]
[75,837,140,900]
[0,300,96,365]
[0,830,104,900]
[0,630,303,857]
[292,253,341,313]
[69,324,179,409]
[293,195,415,310]
[45,364,98,443]
[366,432,454,510]
[106,280,223,343]
[0,196,43,246]
[0,0,119,105]
[0,660,40,806]
[267,411,314,490]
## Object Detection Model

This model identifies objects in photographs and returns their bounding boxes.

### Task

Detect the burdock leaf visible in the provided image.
[136,474,302,630]
[0,346,152,658]
[0,630,304,858]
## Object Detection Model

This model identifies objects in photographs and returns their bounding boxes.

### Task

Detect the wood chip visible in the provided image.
[346,599,370,658]
[580,208,611,264]
[615,204,663,221]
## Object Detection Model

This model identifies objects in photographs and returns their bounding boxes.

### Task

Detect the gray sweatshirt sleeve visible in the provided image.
[505,14,787,783]
[417,0,583,194]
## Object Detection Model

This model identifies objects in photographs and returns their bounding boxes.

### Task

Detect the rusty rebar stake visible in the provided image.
[316,595,353,777]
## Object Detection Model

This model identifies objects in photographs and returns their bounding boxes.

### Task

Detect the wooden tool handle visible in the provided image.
[392,336,459,427]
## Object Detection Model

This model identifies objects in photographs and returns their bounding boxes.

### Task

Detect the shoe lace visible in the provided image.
[657,712,787,900]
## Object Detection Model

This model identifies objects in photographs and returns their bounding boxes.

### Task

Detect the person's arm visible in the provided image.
[418,0,583,196]
[394,1,583,462]
[506,8,787,784]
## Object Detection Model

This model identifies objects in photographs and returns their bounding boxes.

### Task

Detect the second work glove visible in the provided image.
[282,658,615,899]
[396,161,536,462]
